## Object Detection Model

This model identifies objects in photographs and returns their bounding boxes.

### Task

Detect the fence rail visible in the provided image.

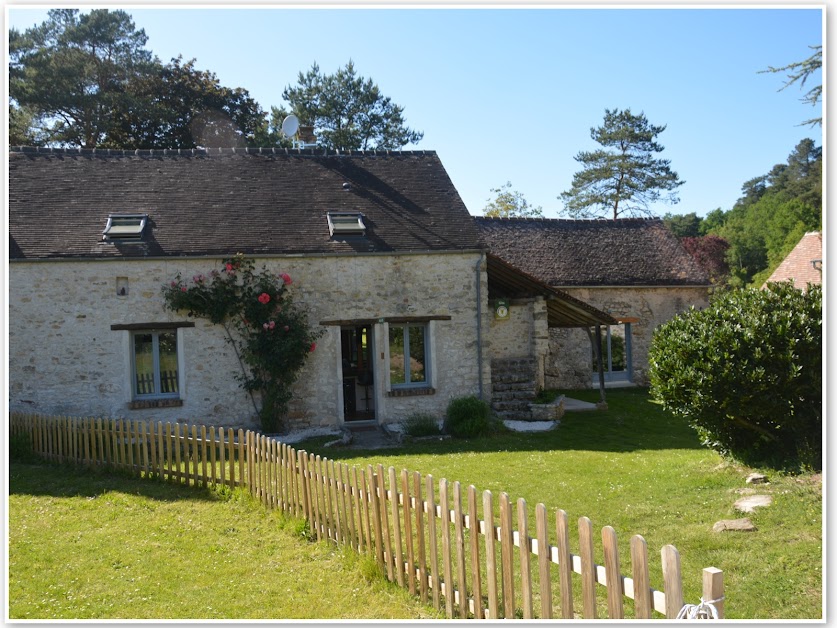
[9,412,724,620]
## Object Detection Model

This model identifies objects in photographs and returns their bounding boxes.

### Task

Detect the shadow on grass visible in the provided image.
[299,388,706,463]
[8,461,227,503]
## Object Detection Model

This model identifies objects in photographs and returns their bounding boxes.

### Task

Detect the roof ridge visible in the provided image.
[475,215,663,224]
[9,146,437,158]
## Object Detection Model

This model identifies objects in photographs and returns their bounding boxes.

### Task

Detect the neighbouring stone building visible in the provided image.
[476,217,711,388]
[9,147,613,429]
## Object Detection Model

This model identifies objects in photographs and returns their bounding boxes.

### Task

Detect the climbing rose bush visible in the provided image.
[162,254,321,433]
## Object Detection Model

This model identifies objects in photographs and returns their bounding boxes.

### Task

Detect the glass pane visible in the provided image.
[158,332,179,394]
[408,325,426,384]
[610,332,626,372]
[134,333,155,395]
[389,326,406,385]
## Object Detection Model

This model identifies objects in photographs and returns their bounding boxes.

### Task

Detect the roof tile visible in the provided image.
[475,216,710,286]
[9,148,481,259]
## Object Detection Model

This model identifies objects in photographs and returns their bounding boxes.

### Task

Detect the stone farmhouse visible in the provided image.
[763,231,822,292]
[9,146,615,430]
[476,217,711,388]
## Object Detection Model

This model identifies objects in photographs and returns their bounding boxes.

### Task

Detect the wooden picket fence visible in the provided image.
[9,412,724,620]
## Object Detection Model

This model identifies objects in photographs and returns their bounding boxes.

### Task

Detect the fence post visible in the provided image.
[703,567,724,619]
[237,429,245,490]
[483,490,499,620]
[631,535,653,619]
[453,482,468,618]
[662,544,684,619]
[517,498,533,619]
[427,474,441,612]
[499,492,515,619]
[369,467,385,572]
[468,485,483,619]
[389,466,404,588]
[536,503,552,620]
[415,472,428,604]
[578,516,597,619]
[602,525,624,619]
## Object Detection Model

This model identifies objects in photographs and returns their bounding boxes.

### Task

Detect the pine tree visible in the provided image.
[560,108,684,220]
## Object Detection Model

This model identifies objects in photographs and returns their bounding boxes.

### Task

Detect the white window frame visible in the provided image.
[131,329,181,400]
[327,212,366,237]
[103,214,147,242]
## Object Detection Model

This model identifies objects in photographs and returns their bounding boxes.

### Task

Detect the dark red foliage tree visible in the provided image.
[681,235,731,284]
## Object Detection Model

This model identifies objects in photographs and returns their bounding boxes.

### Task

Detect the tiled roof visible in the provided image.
[475,216,710,287]
[9,147,482,260]
[764,232,822,289]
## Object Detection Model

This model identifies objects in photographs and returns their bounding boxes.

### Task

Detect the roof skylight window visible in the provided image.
[327,212,366,237]
[103,214,147,242]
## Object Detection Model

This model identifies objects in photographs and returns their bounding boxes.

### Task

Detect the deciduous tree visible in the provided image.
[483,182,543,218]
[559,108,684,220]
[107,56,267,149]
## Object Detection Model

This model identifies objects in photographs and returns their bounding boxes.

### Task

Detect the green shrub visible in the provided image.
[649,283,821,470]
[444,396,491,438]
[402,413,441,437]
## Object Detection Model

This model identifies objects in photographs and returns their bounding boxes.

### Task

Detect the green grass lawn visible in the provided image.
[8,462,442,620]
[8,388,822,620]
[299,388,822,620]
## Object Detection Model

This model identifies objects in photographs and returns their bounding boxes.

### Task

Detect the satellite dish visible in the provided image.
[281,115,300,138]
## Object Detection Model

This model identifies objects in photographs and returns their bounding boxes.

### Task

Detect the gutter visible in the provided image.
[475,253,485,400]
[9,248,487,264]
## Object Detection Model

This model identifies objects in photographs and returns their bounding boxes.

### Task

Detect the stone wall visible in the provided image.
[9,252,490,430]
[488,297,548,389]
[545,286,709,389]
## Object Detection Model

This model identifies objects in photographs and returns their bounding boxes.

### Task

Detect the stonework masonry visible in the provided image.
[545,286,709,389]
[488,297,548,389]
[10,252,492,430]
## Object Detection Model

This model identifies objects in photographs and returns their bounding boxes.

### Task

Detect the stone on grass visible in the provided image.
[713,518,756,533]
[746,473,769,484]
[734,494,773,513]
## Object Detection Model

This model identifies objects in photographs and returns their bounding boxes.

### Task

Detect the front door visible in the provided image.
[341,325,376,422]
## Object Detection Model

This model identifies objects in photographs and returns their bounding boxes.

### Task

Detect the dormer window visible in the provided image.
[327,212,366,238]
[103,214,147,242]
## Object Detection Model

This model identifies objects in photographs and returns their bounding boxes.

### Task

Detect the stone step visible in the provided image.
[492,358,537,369]
[492,381,538,392]
[492,390,537,402]
[492,400,533,412]
[492,370,537,384]
[494,410,534,421]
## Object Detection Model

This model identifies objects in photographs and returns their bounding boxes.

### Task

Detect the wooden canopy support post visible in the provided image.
[586,326,607,409]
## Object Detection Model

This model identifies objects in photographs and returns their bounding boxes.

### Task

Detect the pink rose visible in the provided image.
[258,293,270,304]
[263,323,269,330]
[181,287,187,292]
[283,325,289,332]
[281,273,292,285]
[269,321,276,330]
[309,342,316,353]
[225,263,234,272]
[170,281,177,287]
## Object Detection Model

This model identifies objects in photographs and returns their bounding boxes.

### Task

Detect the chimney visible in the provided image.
[298,125,317,145]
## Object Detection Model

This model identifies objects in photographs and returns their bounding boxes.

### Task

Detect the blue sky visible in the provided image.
[6,5,823,218]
